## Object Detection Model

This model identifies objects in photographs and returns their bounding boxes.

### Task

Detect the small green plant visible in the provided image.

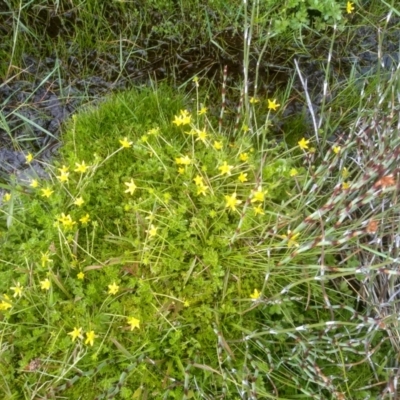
[1,68,399,398]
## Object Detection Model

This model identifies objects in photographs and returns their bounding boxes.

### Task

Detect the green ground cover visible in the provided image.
[1,0,400,399]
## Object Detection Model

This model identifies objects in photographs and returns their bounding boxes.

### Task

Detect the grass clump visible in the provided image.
[1,68,400,398]
[2,1,400,399]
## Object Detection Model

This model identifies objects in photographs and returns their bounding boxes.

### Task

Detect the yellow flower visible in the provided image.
[124,179,137,195]
[0,294,12,310]
[251,186,267,203]
[198,106,207,115]
[175,155,191,165]
[40,251,53,267]
[280,230,300,248]
[218,161,233,176]
[68,327,83,342]
[239,153,249,162]
[10,282,23,298]
[196,129,208,143]
[3,193,11,202]
[341,167,349,179]
[225,193,242,211]
[119,137,133,148]
[250,289,261,301]
[146,224,158,238]
[333,146,341,154]
[77,271,85,280]
[289,168,298,177]
[127,316,140,331]
[253,205,264,215]
[178,167,185,174]
[213,141,223,150]
[172,110,192,126]
[56,170,69,183]
[58,213,76,229]
[267,99,280,111]
[58,165,69,174]
[193,76,199,86]
[249,97,259,104]
[79,213,90,225]
[298,138,310,150]
[73,197,84,207]
[40,278,51,291]
[108,282,119,295]
[193,175,204,186]
[196,183,208,196]
[342,181,350,190]
[346,1,354,14]
[25,153,34,164]
[148,127,160,135]
[30,179,39,188]
[85,330,96,346]
[41,187,54,198]
[74,161,89,173]
[238,172,248,183]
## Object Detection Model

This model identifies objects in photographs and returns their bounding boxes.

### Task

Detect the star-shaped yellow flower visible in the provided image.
[250,289,261,301]
[75,161,89,173]
[280,230,300,248]
[346,1,354,14]
[251,186,267,203]
[73,197,84,207]
[342,182,350,190]
[68,327,83,342]
[225,193,242,211]
[58,213,76,229]
[3,193,11,202]
[10,282,23,298]
[239,153,249,162]
[253,205,264,215]
[108,282,119,295]
[218,161,233,176]
[193,175,204,186]
[198,106,207,115]
[213,141,223,150]
[146,224,158,238]
[41,251,52,267]
[119,137,133,148]
[238,172,248,183]
[79,213,90,225]
[175,155,191,165]
[196,129,208,143]
[196,183,208,196]
[85,330,96,346]
[77,272,85,280]
[25,153,34,164]
[124,179,137,195]
[40,278,51,291]
[267,99,280,111]
[30,179,39,188]
[289,168,298,177]
[41,188,54,198]
[56,170,69,183]
[172,110,192,126]
[127,316,140,331]
[298,137,310,150]
[0,294,12,310]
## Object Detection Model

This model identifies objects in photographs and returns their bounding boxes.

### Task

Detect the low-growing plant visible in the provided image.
[1,62,400,399]
[2,0,400,399]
